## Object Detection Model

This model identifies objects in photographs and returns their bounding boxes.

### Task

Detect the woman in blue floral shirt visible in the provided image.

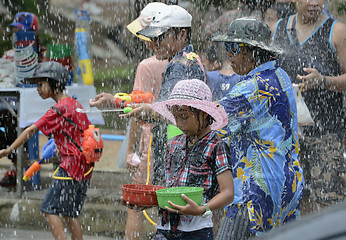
[212,17,304,239]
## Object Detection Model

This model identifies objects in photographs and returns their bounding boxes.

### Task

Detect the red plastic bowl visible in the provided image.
[121,184,166,206]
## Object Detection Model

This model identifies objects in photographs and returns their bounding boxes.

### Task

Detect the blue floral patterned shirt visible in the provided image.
[217,60,304,234]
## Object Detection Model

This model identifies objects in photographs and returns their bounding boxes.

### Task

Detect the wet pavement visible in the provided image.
[0,228,115,240]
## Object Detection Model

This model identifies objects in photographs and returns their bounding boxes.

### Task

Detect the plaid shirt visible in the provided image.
[165,131,232,203]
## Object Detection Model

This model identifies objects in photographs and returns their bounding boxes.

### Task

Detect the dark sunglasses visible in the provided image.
[224,42,248,54]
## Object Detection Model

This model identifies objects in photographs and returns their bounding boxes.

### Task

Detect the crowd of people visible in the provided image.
[0,0,344,239]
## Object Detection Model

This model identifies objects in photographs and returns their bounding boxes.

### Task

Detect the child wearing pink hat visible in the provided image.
[150,79,234,239]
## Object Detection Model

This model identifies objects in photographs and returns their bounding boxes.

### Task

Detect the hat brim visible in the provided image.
[152,99,228,130]
[21,75,59,84]
[9,23,25,30]
[126,19,151,41]
[137,26,171,39]
[212,35,283,54]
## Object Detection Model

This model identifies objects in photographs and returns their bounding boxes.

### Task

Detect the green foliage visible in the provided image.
[188,0,237,11]
[336,2,346,15]
[93,65,135,94]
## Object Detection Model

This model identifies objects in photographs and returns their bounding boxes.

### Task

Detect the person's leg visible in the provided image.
[64,216,83,240]
[125,209,143,240]
[215,205,253,240]
[45,213,67,240]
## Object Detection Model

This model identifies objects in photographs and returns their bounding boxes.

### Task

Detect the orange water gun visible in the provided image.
[23,139,56,181]
[114,90,154,109]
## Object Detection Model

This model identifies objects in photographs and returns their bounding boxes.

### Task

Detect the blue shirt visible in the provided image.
[217,60,304,234]
[207,71,242,101]
[158,44,208,101]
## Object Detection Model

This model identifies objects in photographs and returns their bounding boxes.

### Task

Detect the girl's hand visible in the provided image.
[119,104,154,122]
[165,194,206,216]
[126,152,140,176]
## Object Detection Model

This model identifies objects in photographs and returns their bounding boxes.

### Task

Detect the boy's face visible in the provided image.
[152,28,186,61]
[35,79,51,99]
[170,105,207,137]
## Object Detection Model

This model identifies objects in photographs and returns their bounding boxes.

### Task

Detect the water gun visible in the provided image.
[114,90,154,110]
[75,28,93,85]
[82,125,104,164]
[23,139,56,181]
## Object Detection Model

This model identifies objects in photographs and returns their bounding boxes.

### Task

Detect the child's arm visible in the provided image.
[0,124,40,159]
[166,170,234,216]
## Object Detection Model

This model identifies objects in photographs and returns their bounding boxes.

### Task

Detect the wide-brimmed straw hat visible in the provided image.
[152,79,228,130]
[212,17,283,54]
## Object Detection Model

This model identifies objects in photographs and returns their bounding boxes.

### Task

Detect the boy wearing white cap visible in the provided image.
[90,3,169,239]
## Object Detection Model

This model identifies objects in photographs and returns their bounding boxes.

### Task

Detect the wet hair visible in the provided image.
[45,78,66,93]
[248,46,277,66]
[272,2,296,19]
[169,105,215,129]
[189,106,214,128]
[201,45,221,66]
[172,27,191,44]
[241,0,276,15]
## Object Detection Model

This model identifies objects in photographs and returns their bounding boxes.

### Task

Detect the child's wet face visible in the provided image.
[36,79,51,99]
[170,105,199,137]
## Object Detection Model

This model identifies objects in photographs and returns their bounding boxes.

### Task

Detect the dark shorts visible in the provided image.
[155,228,213,240]
[40,167,90,218]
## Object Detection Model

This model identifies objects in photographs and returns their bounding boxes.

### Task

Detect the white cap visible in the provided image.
[137,5,192,39]
[126,2,168,41]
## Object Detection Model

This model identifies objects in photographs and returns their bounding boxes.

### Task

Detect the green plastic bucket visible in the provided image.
[156,187,204,209]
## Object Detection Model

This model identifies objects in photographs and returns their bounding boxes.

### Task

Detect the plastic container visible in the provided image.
[156,187,204,209]
[122,184,166,206]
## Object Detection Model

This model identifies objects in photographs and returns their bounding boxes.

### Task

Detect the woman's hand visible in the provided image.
[165,194,206,216]
[297,68,324,91]
[89,92,116,109]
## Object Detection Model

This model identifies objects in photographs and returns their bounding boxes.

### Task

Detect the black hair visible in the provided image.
[46,78,66,94]
[189,106,214,129]
[201,45,221,65]
[172,27,191,44]
[248,46,277,66]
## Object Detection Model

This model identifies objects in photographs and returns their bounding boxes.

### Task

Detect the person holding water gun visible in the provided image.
[0,61,93,240]
[90,3,169,239]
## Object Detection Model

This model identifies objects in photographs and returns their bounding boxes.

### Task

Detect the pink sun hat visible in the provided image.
[152,79,228,130]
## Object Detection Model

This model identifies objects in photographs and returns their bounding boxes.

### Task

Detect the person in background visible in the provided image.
[0,61,93,240]
[148,79,234,239]
[272,0,346,215]
[212,17,304,239]
[91,5,207,190]
[205,0,275,40]
[200,45,242,102]
[125,2,169,239]
[0,12,46,187]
